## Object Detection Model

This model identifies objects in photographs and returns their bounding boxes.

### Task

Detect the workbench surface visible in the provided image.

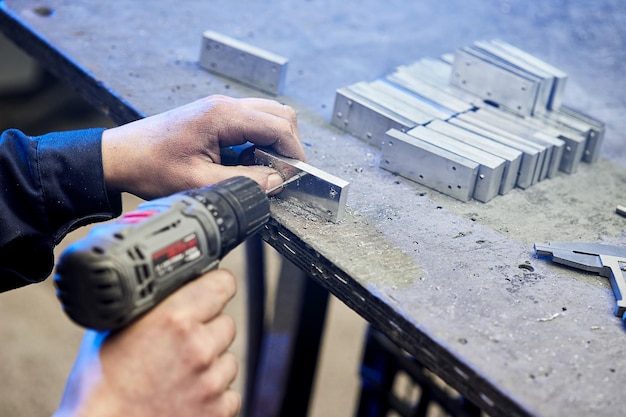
[2,1,625,416]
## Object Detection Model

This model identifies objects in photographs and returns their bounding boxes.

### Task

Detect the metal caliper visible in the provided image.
[534,241,626,324]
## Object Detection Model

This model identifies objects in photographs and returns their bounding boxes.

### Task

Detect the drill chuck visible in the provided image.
[54,176,270,330]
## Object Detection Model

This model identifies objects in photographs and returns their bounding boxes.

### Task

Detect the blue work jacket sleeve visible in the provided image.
[0,128,123,292]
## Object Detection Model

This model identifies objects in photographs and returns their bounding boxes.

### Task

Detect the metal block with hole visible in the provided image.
[254,148,350,223]
[448,116,541,190]
[450,47,541,117]
[199,30,288,95]
[331,86,417,148]
[426,119,522,195]
[407,126,505,203]
[381,129,479,202]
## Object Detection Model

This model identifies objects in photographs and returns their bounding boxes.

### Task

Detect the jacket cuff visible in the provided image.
[36,128,123,243]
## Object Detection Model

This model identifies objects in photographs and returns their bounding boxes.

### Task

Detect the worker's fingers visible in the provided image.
[162,269,237,324]
[205,388,242,417]
[197,314,237,362]
[199,351,239,399]
[199,95,306,162]
[191,164,285,193]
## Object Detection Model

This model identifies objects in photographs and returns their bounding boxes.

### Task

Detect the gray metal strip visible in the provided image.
[450,47,541,117]
[554,106,606,163]
[427,119,522,195]
[490,39,568,110]
[331,87,415,148]
[387,68,476,114]
[254,148,350,223]
[478,107,584,175]
[199,30,288,95]
[471,41,555,115]
[408,126,505,203]
[454,112,546,188]
[472,108,568,179]
[448,117,539,190]
[347,81,440,124]
[380,129,479,202]
[366,79,454,120]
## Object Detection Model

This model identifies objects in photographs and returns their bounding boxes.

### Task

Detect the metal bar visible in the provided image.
[471,40,555,115]
[347,81,440,124]
[447,116,539,190]
[254,148,350,223]
[472,108,568,179]
[199,30,288,95]
[477,106,584,175]
[450,47,541,117]
[554,106,606,163]
[490,39,568,110]
[332,86,416,148]
[454,112,547,187]
[366,79,453,120]
[387,68,476,114]
[408,126,505,203]
[426,119,522,195]
[381,129,479,202]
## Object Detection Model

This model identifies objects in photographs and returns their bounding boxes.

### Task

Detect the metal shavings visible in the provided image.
[537,312,563,322]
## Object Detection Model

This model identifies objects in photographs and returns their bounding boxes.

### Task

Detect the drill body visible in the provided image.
[54,176,269,331]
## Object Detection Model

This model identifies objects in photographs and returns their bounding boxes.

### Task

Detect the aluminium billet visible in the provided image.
[524,110,591,170]
[331,86,417,148]
[391,58,483,108]
[365,79,454,120]
[450,47,542,117]
[472,108,568,179]
[427,119,522,195]
[254,148,350,223]
[448,116,540,190]
[381,129,479,202]
[347,81,445,123]
[199,30,288,96]
[403,57,453,85]
[471,41,555,115]
[478,106,584,175]
[387,68,476,114]
[454,112,546,188]
[490,39,568,110]
[407,125,506,203]
[546,106,606,163]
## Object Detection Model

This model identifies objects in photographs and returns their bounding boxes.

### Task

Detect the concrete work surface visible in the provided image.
[1,1,626,416]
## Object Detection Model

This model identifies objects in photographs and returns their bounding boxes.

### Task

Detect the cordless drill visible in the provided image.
[54,176,270,331]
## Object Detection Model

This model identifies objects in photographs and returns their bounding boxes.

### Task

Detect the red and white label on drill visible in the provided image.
[152,233,202,277]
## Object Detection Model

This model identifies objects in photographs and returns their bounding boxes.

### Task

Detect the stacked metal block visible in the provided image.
[331,40,605,202]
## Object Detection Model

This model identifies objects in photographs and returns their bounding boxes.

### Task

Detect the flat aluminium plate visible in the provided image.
[199,30,288,95]
[408,125,506,203]
[254,148,350,223]
[478,106,584,176]
[347,81,441,124]
[331,86,416,148]
[387,68,475,114]
[381,129,478,202]
[541,106,605,164]
[451,47,540,117]
[427,119,522,195]
[490,39,568,110]
[366,79,454,120]
[471,41,555,115]
[472,108,566,179]
[454,112,546,188]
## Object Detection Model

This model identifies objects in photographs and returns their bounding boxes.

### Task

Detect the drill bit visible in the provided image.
[266,171,308,194]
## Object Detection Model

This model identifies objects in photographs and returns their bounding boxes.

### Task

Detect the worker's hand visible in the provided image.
[102,95,306,200]
[53,269,241,417]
